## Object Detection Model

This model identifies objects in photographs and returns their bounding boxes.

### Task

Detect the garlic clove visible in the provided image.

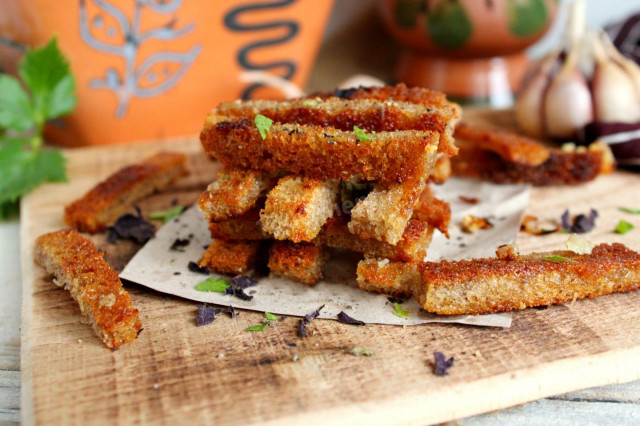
[515,51,560,138]
[599,32,640,119]
[592,32,640,124]
[543,53,593,139]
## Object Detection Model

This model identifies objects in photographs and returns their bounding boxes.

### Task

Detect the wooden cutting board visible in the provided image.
[20,111,640,425]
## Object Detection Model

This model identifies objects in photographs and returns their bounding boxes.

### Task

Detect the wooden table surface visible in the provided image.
[7,128,640,424]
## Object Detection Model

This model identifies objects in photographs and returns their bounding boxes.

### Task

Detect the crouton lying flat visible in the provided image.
[356,243,640,315]
[198,239,261,275]
[215,93,457,156]
[348,177,429,245]
[34,229,142,349]
[201,115,440,185]
[309,83,461,156]
[65,151,189,233]
[356,258,419,299]
[268,241,329,285]
[198,168,275,222]
[261,176,339,243]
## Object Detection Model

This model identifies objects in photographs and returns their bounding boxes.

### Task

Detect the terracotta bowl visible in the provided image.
[379,0,557,106]
[0,0,334,146]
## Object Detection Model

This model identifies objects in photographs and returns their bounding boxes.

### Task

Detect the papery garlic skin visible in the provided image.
[515,52,559,138]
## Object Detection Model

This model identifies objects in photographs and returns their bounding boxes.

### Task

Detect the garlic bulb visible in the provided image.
[592,33,640,123]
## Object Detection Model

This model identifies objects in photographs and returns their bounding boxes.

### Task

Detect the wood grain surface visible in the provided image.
[20,112,640,425]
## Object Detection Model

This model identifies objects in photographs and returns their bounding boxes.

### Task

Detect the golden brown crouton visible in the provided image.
[201,115,440,185]
[411,186,451,238]
[268,241,328,285]
[198,239,261,275]
[64,152,189,233]
[208,207,267,241]
[34,229,142,349]
[260,176,339,243]
[198,168,275,222]
[356,258,419,299]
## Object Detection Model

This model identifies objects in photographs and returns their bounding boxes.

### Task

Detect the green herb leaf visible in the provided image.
[19,37,76,122]
[543,255,572,263]
[255,114,273,140]
[392,302,411,318]
[265,311,278,321]
[195,277,230,293]
[149,205,185,223]
[302,99,318,107]
[353,125,374,142]
[245,323,269,332]
[350,347,374,356]
[0,75,35,131]
[620,207,640,215]
[615,220,634,234]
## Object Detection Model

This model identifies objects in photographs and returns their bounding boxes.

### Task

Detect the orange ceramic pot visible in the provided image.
[379,0,557,106]
[0,0,334,146]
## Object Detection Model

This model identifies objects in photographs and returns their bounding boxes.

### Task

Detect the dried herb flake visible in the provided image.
[231,275,258,290]
[337,311,366,326]
[561,209,598,234]
[149,205,185,223]
[353,125,374,142]
[195,277,230,293]
[245,323,268,332]
[433,351,454,376]
[106,207,155,244]
[393,303,411,318]
[188,261,210,274]
[170,238,190,251]
[255,114,273,140]
[615,220,634,234]
[543,255,572,263]
[195,305,217,326]
[265,311,278,321]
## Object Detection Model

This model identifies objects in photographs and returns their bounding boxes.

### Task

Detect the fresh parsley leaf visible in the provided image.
[265,312,278,321]
[353,125,374,141]
[149,205,185,223]
[620,207,640,215]
[245,323,269,332]
[19,37,77,121]
[0,76,35,131]
[302,99,318,107]
[195,277,230,293]
[615,220,634,234]
[392,302,411,318]
[543,255,572,262]
[255,114,273,140]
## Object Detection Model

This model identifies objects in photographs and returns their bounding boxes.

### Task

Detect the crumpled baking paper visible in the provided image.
[120,178,530,328]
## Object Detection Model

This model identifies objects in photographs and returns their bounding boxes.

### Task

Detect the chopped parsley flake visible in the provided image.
[543,255,572,263]
[615,220,634,234]
[265,311,278,321]
[255,114,273,140]
[620,207,640,215]
[149,205,185,223]
[353,125,374,141]
[392,302,411,318]
[302,99,318,106]
[195,277,230,293]
[245,323,268,332]
[350,347,374,357]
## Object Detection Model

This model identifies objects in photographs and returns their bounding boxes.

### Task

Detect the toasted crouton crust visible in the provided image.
[309,83,461,156]
[208,207,267,241]
[417,243,640,315]
[412,186,451,238]
[34,229,142,349]
[268,241,328,285]
[198,168,275,222]
[201,115,440,185]
[198,239,261,275]
[260,176,339,243]
[452,141,603,185]
[356,258,419,299]
[64,152,188,233]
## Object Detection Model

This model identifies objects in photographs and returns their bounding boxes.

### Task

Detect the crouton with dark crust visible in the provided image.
[34,229,142,349]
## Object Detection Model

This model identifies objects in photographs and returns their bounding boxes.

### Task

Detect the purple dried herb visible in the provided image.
[195,305,217,326]
[387,297,405,304]
[225,305,237,318]
[433,351,454,376]
[337,311,366,326]
[106,207,155,244]
[333,87,358,99]
[298,320,307,338]
[231,275,258,290]
[170,238,190,251]
[304,305,324,323]
[188,261,210,274]
[561,209,598,233]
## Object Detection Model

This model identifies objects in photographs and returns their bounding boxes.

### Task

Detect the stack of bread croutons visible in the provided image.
[196,84,461,287]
